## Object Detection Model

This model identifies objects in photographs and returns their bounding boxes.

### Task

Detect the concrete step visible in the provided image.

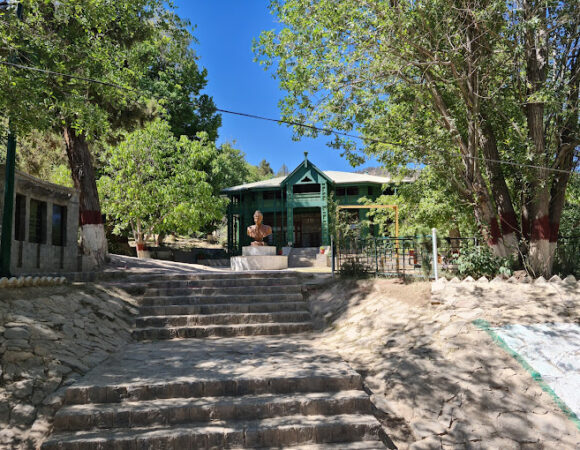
[289,256,317,268]
[124,271,301,283]
[139,292,304,307]
[290,247,319,256]
[132,322,313,340]
[43,414,382,449]
[145,276,301,289]
[143,284,302,297]
[139,301,310,316]
[54,390,373,431]
[64,368,363,406]
[136,311,311,328]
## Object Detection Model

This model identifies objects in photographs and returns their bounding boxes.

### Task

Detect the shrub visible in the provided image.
[454,246,513,279]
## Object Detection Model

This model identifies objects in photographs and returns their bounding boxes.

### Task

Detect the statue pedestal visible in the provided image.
[231,246,288,271]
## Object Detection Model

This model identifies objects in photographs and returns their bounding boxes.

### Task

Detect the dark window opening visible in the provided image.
[367,186,373,196]
[346,187,359,196]
[336,187,346,196]
[52,204,67,246]
[29,199,47,244]
[15,194,26,241]
[383,186,395,195]
[293,184,321,194]
[263,190,282,200]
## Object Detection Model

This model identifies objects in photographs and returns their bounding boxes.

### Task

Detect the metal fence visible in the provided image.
[336,234,478,278]
[336,233,580,278]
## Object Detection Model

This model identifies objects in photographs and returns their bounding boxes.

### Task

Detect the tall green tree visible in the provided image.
[257,159,274,178]
[98,120,224,257]
[256,0,579,276]
[1,1,220,267]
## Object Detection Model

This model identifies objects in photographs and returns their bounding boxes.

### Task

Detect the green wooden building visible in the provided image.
[223,154,410,255]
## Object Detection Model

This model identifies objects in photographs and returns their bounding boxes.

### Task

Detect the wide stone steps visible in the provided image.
[144,276,302,289]
[139,292,304,307]
[136,311,311,328]
[133,322,313,340]
[44,336,387,449]
[53,390,373,431]
[43,414,383,449]
[138,301,309,316]
[143,284,302,297]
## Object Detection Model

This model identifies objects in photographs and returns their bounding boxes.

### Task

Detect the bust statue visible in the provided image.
[247,210,272,246]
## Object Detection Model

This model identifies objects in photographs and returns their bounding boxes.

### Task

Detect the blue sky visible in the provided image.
[172,0,378,174]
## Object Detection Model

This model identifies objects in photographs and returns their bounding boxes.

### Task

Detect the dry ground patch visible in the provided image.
[307,277,580,449]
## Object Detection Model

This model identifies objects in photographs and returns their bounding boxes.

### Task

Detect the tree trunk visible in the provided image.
[63,126,108,268]
[134,220,149,259]
[479,119,520,256]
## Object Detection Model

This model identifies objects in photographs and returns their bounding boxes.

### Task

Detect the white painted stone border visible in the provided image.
[432,274,578,293]
[0,276,67,289]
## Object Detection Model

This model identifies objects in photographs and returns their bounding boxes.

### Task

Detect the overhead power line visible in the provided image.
[1,59,578,177]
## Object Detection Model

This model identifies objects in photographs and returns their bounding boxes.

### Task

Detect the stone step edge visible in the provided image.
[64,374,363,405]
[139,293,304,303]
[132,323,314,340]
[143,284,303,293]
[138,301,309,314]
[54,390,372,431]
[144,277,302,285]
[132,322,313,333]
[136,311,311,322]
[42,414,382,449]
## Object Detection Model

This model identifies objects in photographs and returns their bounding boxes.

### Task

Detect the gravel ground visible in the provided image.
[307,277,580,449]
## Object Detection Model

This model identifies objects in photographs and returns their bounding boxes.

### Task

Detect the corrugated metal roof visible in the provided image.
[222,170,412,193]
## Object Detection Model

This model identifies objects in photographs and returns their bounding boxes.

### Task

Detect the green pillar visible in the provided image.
[286,185,293,245]
[226,197,233,255]
[321,181,329,246]
[0,131,16,277]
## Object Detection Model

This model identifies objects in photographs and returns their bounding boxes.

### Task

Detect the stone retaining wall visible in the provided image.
[0,284,138,448]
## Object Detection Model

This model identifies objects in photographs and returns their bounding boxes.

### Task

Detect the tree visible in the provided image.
[1,1,220,267]
[255,0,579,276]
[98,120,224,257]
[137,13,221,141]
[257,159,274,179]
[276,163,289,177]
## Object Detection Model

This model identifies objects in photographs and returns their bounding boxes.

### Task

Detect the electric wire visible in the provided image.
[1,59,578,177]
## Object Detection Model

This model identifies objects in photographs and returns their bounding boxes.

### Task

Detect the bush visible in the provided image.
[339,257,371,278]
[454,246,513,279]
[554,238,580,278]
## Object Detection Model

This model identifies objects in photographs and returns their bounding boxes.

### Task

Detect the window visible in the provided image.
[346,187,359,196]
[383,186,395,195]
[52,204,67,246]
[336,187,346,196]
[293,184,321,194]
[368,186,373,196]
[14,194,26,241]
[263,191,282,200]
[29,199,47,244]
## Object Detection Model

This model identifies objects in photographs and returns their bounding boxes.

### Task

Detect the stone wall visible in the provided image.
[0,167,80,274]
[0,283,138,448]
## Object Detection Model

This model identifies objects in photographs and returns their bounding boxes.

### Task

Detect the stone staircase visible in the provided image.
[132,272,313,340]
[41,271,388,449]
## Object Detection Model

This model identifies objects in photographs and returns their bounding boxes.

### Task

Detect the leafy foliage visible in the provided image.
[98,120,224,241]
[454,246,513,279]
[255,0,580,276]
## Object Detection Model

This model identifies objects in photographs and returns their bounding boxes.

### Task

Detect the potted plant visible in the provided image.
[320,246,325,254]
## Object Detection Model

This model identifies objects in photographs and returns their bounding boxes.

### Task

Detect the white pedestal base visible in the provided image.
[231,255,289,271]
